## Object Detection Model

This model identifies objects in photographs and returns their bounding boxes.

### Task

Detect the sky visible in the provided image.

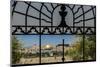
[15,35,79,48]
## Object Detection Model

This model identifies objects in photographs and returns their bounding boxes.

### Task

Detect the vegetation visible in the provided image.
[12,35,96,63]
[12,36,22,64]
[66,35,96,61]
[84,35,96,60]
[67,36,83,61]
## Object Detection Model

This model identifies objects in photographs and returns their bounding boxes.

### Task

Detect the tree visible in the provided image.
[67,41,83,61]
[12,36,22,64]
[67,35,96,61]
[66,36,83,61]
[84,35,96,60]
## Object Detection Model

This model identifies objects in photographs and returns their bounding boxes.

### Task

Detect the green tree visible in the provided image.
[67,35,96,61]
[67,41,83,61]
[67,36,83,61]
[84,35,96,60]
[12,36,22,64]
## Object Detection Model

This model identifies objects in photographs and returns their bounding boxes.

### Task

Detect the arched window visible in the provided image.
[11,1,96,66]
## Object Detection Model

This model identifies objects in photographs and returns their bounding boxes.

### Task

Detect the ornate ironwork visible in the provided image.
[11,1,96,66]
[11,1,96,35]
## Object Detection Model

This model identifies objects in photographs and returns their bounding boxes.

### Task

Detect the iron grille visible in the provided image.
[11,1,96,66]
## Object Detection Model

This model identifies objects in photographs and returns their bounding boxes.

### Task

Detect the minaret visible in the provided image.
[58,4,68,27]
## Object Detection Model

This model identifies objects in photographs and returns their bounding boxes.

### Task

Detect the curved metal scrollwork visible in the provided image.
[11,1,96,35]
[11,1,96,66]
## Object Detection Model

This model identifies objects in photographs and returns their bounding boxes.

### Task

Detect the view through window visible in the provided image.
[11,1,96,66]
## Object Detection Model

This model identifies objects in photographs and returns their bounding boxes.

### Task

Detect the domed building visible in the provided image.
[42,44,53,50]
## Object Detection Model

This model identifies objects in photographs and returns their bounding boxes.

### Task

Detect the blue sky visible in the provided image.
[15,35,79,48]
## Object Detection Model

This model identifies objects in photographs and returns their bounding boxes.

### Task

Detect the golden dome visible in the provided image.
[44,45,53,49]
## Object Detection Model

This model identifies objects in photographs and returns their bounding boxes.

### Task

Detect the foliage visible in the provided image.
[67,39,83,61]
[84,35,96,60]
[12,36,22,64]
[66,35,96,61]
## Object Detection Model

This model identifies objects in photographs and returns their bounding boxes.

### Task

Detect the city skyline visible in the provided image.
[15,35,80,48]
